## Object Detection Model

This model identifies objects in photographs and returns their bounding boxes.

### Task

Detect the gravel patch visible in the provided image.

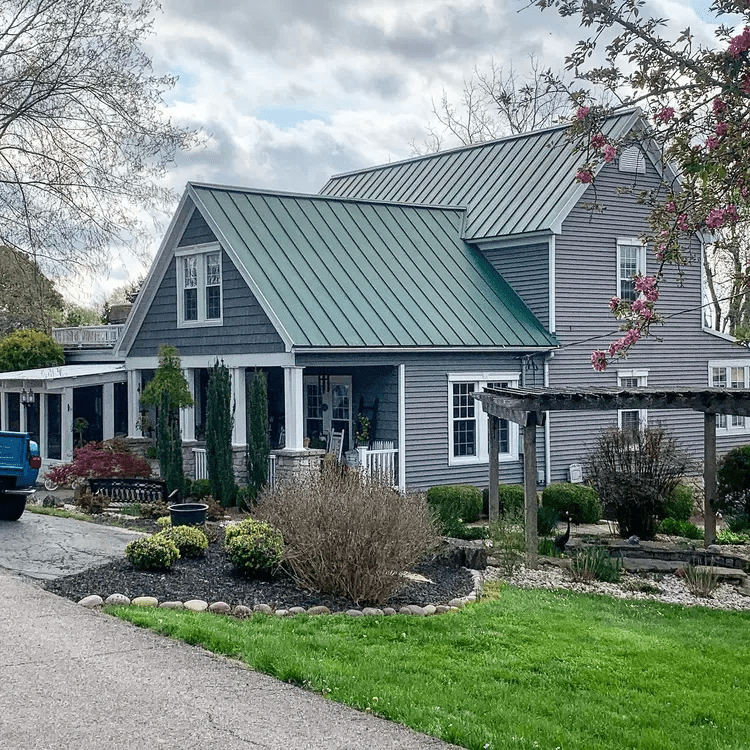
[487,564,750,611]
[42,538,475,611]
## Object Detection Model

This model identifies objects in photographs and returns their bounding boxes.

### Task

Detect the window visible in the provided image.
[177,244,223,326]
[448,373,519,464]
[617,240,646,302]
[618,370,648,435]
[711,362,749,431]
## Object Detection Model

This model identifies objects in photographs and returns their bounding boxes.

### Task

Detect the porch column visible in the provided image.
[283,366,304,451]
[127,369,140,437]
[704,411,717,546]
[39,392,48,457]
[398,364,406,492]
[102,382,115,440]
[488,415,500,524]
[181,368,195,442]
[231,367,246,446]
[61,387,74,461]
[524,412,539,569]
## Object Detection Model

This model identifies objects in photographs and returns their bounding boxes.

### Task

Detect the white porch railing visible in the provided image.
[356,441,397,487]
[268,453,277,490]
[52,325,123,349]
[193,447,208,480]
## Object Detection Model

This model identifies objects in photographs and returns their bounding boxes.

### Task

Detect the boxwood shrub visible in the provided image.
[482,483,524,516]
[426,485,483,533]
[541,482,601,525]
[663,484,694,522]
[125,535,180,570]
[157,525,208,558]
[224,520,283,576]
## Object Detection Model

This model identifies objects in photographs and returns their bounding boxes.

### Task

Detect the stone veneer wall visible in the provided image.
[271,449,325,487]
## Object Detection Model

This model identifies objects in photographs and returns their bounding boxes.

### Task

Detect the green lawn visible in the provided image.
[110,585,750,750]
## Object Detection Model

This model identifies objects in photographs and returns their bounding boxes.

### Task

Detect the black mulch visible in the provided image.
[42,535,475,611]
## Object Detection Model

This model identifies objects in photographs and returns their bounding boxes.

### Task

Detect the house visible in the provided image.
[3,109,749,489]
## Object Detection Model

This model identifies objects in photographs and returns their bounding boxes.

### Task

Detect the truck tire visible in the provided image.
[0,494,26,521]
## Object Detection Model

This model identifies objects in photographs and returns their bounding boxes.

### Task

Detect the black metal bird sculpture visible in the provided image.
[554,512,571,553]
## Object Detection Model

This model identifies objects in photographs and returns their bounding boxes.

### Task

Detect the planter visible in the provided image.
[168,502,208,526]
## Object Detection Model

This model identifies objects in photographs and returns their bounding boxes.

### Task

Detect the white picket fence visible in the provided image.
[193,446,277,490]
[356,441,397,487]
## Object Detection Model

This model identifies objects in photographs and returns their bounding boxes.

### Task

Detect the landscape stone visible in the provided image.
[275,609,288,617]
[398,606,412,615]
[382,607,397,615]
[435,605,451,614]
[307,605,331,615]
[209,601,231,613]
[448,598,466,608]
[436,538,488,569]
[78,595,103,608]
[346,609,363,617]
[288,606,306,616]
[132,596,158,607]
[406,605,427,616]
[253,603,274,615]
[184,599,208,612]
[159,601,184,610]
[104,593,130,606]
[362,607,383,616]
[423,604,436,615]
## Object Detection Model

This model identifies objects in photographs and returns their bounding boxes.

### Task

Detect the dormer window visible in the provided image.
[176,244,223,327]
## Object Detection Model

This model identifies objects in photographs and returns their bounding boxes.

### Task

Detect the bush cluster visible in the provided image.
[158,526,208,558]
[482,484,524,517]
[125,535,180,570]
[541,482,601,525]
[658,517,703,540]
[223,518,283,576]
[569,545,622,583]
[255,463,439,604]
[46,439,151,486]
[587,427,691,540]
[717,445,750,519]
[426,484,482,535]
[74,489,110,514]
[663,484,694,522]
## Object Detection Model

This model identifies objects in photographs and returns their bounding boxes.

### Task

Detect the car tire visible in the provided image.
[0,494,27,521]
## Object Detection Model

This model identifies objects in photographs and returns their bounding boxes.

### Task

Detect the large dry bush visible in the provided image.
[254,463,440,604]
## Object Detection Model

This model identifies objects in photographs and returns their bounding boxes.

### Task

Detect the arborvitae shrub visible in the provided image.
[717,445,750,518]
[206,360,236,507]
[541,483,601,525]
[663,484,694,522]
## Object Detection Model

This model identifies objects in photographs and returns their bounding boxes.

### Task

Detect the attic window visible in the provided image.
[176,244,223,327]
[619,145,646,174]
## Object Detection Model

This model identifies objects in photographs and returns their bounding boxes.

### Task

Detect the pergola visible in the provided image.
[473,386,750,568]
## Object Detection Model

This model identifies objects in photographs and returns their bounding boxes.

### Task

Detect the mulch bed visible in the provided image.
[42,529,475,611]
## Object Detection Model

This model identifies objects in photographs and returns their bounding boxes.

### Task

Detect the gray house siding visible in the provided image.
[548,159,750,481]
[178,209,217,247]
[128,251,285,358]
[482,242,549,330]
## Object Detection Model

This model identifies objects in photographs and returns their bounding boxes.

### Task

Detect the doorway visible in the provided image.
[303,375,352,450]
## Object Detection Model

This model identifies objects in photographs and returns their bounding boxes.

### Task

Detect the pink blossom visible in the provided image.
[665,201,676,213]
[623,328,641,347]
[645,288,659,302]
[591,133,606,148]
[743,187,749,199]
[713,98,727,116]
[743,73,750,95]
[655,107,675,123]
[727,204,739,221]
[677,213,690,231]
[641,308,655,321]
[591,350,607,371]
[728,26,750,58]
[576,106,590,120]
[634,275,656,293]
[631,299,647,314]
[705,208,726,229]
[715,121,729,137]
[705,136,720,151]
[576,169,594,184]
[602,144,617,163]
[609,296,621,312]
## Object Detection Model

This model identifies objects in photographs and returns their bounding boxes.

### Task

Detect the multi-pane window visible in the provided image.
[617,242,644,302]
[618,371,647,434]
[448,374,518,463]
[305,383,323,439]
[178,246,222,325]
[710,363,750,431]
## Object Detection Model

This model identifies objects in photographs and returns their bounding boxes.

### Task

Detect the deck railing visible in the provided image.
[52,325,123,349]
[356,441,398,487]
[193,447,208,480]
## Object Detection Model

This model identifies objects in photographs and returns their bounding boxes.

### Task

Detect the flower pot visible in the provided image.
[168,502,208,526]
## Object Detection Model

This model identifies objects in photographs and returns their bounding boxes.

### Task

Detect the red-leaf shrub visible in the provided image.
[46,439,151,484]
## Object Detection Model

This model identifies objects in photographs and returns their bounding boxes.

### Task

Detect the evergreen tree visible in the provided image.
[206,360,235,507]
[246,369,270,501]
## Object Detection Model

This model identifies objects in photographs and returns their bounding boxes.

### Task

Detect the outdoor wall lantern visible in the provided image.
[20,388,35,406]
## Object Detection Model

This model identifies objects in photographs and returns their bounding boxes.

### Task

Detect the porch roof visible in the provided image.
[0,363,126,390]
[188,183,558,350]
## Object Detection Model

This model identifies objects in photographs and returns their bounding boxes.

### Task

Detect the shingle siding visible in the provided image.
[548,159,750,480]
[178,209,217,246]
[128,250,285,358]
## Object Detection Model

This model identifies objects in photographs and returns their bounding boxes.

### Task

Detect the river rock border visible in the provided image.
[77,570,485,617]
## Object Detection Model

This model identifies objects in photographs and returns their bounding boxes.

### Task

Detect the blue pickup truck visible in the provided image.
[0,431,41,521]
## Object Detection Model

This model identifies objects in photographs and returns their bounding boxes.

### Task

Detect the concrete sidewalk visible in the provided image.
[0,569,456,750]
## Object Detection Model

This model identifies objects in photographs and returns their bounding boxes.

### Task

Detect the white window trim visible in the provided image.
[447,372,519,466]
[616,238,647,301]
[709,360,750,433]
[175,243,223,328]
[617,369,648,432]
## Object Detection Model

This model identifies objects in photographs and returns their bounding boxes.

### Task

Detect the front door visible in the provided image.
[303,375,352,450]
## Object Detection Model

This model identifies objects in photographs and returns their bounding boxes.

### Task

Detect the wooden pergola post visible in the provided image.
[488,415,500,524]
[524,412,538,569]
[704,412,717,546]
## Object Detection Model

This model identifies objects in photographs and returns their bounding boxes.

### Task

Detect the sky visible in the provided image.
[94,0,727,302]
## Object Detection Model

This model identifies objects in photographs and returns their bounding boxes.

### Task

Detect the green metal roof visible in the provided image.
[188,184,557,350]
[320,111,643,240]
